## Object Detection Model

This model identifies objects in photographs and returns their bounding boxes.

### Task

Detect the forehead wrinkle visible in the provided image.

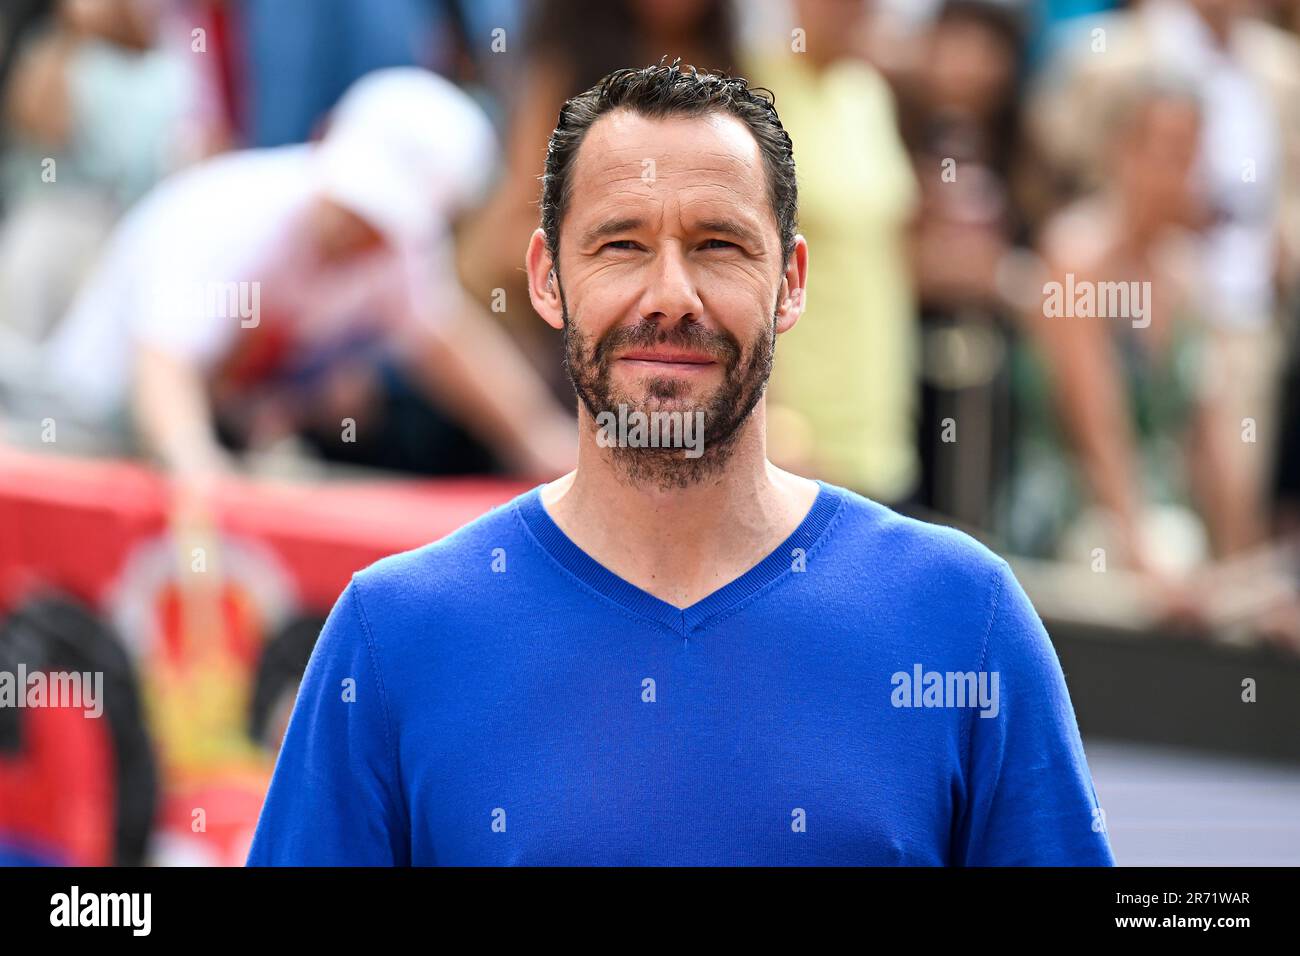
[585,165,762,210]
[674,153,755,173]
[571,163,658,202]
[675,180,757,202]
[608,155,756,184]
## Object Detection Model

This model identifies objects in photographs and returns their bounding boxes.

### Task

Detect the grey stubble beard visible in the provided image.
[557,276,778,492]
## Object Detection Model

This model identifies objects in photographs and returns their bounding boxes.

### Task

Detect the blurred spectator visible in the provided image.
[454,0,740,396]
[33,68,575,483]
[1010,82,1227,619]
[743,0,922,508]
[0,0,208,393]
[1028,0,1300,555]
[897,0,1035,526]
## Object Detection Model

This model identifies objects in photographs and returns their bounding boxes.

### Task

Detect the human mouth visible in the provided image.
[617,349,718,373]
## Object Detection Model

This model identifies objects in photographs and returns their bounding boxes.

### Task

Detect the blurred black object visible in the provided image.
[1274,295,1300,535]
[0,593,158,866]
[212,361,504,476]
[248,614,324,750]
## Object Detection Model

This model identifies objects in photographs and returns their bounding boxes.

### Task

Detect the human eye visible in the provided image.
[700,238,739,250]
[602,239,639,251]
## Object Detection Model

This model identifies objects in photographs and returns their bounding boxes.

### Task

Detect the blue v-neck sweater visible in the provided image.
[247,481,1115,866]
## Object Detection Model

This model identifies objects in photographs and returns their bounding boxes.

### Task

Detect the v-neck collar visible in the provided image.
[515,480,844,636]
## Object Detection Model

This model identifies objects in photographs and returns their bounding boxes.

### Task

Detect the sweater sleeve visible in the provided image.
[952,560,1116,866]
[246,579,409,865]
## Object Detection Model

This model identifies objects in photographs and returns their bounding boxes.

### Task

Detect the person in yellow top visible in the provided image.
[743,0,920,506]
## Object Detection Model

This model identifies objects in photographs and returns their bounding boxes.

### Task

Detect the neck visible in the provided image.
[541,402,820,607]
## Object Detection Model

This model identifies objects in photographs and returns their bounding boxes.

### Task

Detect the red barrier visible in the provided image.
[0,446,530,864]
[0,447,531,614]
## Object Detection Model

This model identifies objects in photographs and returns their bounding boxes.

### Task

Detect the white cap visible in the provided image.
[315,67,498,246]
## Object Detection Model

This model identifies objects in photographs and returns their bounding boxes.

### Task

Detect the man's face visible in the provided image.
[529,109,806,486]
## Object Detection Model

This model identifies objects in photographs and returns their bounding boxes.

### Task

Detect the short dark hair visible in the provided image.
[539,58,798,270]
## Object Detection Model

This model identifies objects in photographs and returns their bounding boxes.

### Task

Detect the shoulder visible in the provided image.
[820,482,1011,602]
[822,486,1051,677]
[1040,198,1111,271]
[832,58,894,104]
[348,487,536,616]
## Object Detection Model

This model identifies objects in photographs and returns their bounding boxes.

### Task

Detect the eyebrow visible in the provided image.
[578,216,646,249]
[694,218,763,248]
[578,215,764,250]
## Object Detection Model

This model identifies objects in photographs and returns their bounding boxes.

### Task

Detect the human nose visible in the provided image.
[638,243,703,325]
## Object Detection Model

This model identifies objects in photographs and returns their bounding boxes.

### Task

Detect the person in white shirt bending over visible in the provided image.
[42,67,575,483]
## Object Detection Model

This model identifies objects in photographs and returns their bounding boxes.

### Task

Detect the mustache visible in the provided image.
[592,319,741,367]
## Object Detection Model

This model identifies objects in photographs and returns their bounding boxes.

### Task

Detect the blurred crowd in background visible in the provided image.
[1,0,1299,646]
